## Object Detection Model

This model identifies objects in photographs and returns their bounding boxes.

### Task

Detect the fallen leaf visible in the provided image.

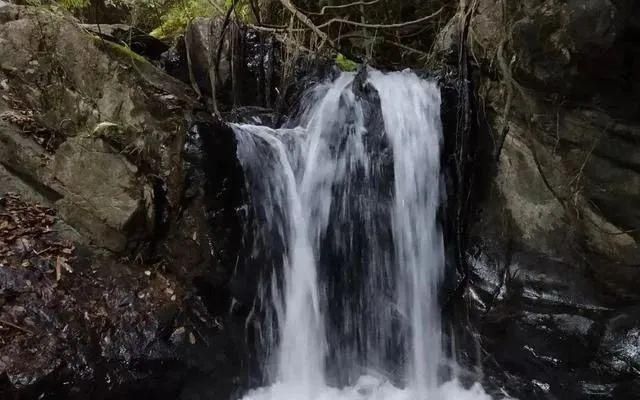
[55,256,62,281]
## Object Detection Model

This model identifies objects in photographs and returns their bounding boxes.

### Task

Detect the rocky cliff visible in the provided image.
[451,1,640,398]
[0,1,639,399]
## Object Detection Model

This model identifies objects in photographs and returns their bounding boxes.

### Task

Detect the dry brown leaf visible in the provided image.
[55,256,62,281]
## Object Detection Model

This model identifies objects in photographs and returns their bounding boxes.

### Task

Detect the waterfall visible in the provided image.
[233,70,493,400]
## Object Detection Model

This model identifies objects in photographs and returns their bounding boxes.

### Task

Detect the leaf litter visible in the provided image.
[0,192,75,278]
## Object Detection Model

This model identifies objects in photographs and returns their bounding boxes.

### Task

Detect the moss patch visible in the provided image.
[336,53,359,72]
[92,35,149,65]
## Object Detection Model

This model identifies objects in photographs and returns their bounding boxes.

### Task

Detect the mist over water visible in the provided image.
[233,70,494,400]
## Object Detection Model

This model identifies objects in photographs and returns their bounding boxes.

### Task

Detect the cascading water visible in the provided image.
[233,69,494,400]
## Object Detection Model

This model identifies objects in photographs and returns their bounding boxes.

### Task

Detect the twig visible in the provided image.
[33,246,51,256]
[56,255,62,281]
[273,32,312,53]
[568,135,599,193]
[216,0,239,84]
[248,6,443,33]
[495,39,515,161]
[206,0,226,15]
[384,39,430,57]
[183,31,203,98]
[315,7,444,29]
[278,0,336,49]
[248,0,261,24]
[306,0,381,15]
[0,318,34,335]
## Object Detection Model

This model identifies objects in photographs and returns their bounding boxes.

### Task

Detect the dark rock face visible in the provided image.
[1,1,638,399]
[452,0,640,398]
[0,228,248,400]
[166,17,281,109]
[463,239,640,399]
[472,0,640,115]
[81,24,170,61]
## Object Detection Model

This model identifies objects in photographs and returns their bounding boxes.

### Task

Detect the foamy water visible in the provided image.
[241,377,494,400]
[233,69,501,400]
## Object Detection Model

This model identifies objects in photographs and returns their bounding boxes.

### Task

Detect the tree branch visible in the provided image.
[315,7,444,29]
[307,0,381,15]
[184,28,203,98]
[278,0,336,49]
[0,318,34,335]
[250,5,444,33]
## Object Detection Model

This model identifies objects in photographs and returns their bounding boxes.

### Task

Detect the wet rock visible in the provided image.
[183,17,230,97]
[473,0,632,96]
[596,306,640,375]
[0,193,248,400]
[160,37,190,85]
[463,200,639,399]
[170,17,280,108]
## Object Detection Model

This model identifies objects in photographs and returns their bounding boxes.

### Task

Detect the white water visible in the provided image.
[233,70,494,400]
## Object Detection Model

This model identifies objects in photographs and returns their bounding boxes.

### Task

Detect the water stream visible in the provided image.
[233,70,493,400]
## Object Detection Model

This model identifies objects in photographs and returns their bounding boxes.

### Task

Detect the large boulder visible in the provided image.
[454,0,640,397]
[183,17,230,97]
[163,16,280,109]
[470,0,640,104]
[0,6,254,399]
[0,4,195,252]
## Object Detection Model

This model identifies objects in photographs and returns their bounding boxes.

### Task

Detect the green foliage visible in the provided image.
[226,0,252,21]
[150,0,217,39]
[149,0,254,40]
[58,0,90,10]
[335,53,358,72]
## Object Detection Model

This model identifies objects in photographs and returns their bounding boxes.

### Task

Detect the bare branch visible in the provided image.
[249,0,261,24]
[248,24,304,33]
[207,0,226,15]
[316,7,444,29]
[308,0,381,15]
[384,39,430,57]
[278,0,336,49]
[0,318,34,335]
[183,29,203,98]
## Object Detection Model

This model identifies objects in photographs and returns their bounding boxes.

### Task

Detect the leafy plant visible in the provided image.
[336,53,358,72]
[150,0,219,39]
